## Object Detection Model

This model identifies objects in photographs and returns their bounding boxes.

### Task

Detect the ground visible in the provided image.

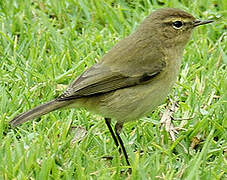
[0,0,226,179]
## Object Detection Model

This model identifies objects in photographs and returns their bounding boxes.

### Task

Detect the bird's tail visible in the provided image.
[10,99,71,127]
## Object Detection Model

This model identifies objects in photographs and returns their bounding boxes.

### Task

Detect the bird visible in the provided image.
[10,8,213,168]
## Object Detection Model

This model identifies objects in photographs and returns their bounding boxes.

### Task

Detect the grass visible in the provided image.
[0,0,226,179]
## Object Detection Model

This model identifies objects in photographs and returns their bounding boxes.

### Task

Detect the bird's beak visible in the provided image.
[193,20,214,27]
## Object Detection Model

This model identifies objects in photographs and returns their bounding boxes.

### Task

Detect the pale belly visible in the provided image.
[97,77,174,122]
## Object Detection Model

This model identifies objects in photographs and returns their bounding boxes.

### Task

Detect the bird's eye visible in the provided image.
[172,21,183,29]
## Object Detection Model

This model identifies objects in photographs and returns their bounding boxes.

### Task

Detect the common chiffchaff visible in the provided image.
[10,8,213,167]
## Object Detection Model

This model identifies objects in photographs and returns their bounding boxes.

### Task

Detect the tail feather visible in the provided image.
[10,99,71,127]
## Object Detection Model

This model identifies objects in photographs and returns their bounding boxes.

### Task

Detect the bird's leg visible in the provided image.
[114,122,130,166]
[104,118,120,152]
[105,118,131,173]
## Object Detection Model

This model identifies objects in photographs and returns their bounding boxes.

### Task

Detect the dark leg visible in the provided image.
[105,118,120,151]
[114,122,130,166]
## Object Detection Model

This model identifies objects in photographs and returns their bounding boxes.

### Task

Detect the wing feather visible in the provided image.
[57,55,166,101]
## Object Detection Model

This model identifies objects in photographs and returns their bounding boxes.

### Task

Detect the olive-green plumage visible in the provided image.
[10,8,213,126]
[10,8,213,167]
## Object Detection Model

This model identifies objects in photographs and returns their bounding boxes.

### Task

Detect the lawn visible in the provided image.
[0,0,226,179]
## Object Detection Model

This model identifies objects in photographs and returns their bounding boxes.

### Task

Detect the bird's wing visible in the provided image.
[57,56,166,101]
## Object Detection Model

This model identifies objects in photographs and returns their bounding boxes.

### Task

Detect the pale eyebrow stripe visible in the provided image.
[162,16,194,23]
[163,19,193,24]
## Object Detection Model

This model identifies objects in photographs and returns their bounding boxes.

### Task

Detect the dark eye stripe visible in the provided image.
[163,21,192,28]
